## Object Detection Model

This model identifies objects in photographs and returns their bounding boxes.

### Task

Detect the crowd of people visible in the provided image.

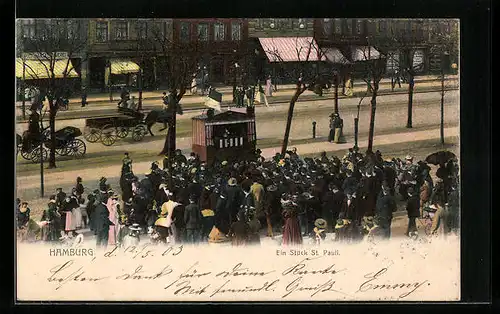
[16,146,460,247]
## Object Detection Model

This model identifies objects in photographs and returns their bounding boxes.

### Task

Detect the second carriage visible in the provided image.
[83,109,148,146]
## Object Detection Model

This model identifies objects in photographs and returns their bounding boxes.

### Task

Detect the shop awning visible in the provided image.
[322,47,350,65]
[258,37,325,63]
[351,46,381,62]
[110,59,140,74]
[16,58,78,79]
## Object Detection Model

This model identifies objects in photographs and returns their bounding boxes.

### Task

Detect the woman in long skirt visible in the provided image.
[107,195,120,246]
[265,75,273,97]
[282,204,303,246]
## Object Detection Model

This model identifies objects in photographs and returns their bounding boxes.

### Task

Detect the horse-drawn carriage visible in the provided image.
[83,103,179,146]
[83,108,149,146]
[16,126,86,163]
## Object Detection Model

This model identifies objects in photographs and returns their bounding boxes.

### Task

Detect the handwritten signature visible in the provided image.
[357,266,430,299]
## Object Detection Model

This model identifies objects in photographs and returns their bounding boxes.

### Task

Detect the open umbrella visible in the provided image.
[425,151,457,166]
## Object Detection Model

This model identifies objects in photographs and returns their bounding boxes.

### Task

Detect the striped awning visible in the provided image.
[110,59,140,74]
[258,37,325,63]
[322,47,350,64]
[351,46,381,62]
[16,58,78,79]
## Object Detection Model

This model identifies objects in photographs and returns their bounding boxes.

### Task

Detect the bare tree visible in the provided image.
[428,20,459,145]
[261,37,328,156]
[17,19,87,168]
[383,27,426,129]
[355,45,387,153]
[144,22,217,188]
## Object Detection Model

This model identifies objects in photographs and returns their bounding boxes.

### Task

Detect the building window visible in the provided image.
[278,18,292,29]
[180,22,190,42]
[67,20,79,39]
[136,21,148,39]
[197,23,208,41]
[257,18,265,29]
[323,18,332,35]
[355,19,363,34]
[334,18,342,34]
[36,20,50,40]
[96,21,108,42]
[293,18,306,29]
[21,19,36,39]
[231,22,241,41]
[214,23,225,41]
[269,18,277,29]
[377,20,387,33]
[345,19,353,34]
[115,21,128,40]
[153,21,166,39]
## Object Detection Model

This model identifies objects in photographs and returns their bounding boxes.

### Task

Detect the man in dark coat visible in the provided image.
[172,195,186,243]
[94,194,113,247]
[187,177,203,201]
[184,195,202,244]
[225,178,242,223]
[41,197,61,241]
[405,186,420,236]
[240,180,255,221]
[375,184,397,238]
[359,168,378,218]
[86,190,98,232]
[322,183,345,232]
[215,189,230,235]
[55,188,67,211]
[17,202,31,230]
[342,170,358,197]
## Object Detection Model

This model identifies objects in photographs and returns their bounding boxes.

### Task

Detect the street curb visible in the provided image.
[17,87,459,122]
[15,77,458,109]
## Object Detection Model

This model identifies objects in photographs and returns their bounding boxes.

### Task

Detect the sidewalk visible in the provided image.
[15,74,458,108]
[15,78,459,121]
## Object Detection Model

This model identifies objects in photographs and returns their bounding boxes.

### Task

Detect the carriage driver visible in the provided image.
[24,104,41,150]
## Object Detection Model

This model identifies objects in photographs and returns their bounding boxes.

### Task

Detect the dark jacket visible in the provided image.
[406,194,420,218]
[184,203,202,229]
[376,192,397,218]
[55,191,67,209]
[226,185,242,216]
[342,176,358,195]
[93,202,113,232]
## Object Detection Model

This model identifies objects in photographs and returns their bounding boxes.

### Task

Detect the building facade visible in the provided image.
[16,18,458,96]
[16,18,88,96]
[171,19,249,85]
[86,18,174,92]
[314,18,458,77]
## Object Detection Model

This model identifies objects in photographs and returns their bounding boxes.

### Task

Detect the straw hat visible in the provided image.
[314,218,327,229]
[129,223,142,231]
[228,178,238,186]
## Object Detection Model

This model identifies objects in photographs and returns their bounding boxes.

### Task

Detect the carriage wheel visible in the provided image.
[20,147,33,161]
[116,126,129,139]
[100,124,117,146]
[83,126,101,143]
[30,146,48,163]
[55,145,69,156]
[132,124,147,141]
[67,139,87,158]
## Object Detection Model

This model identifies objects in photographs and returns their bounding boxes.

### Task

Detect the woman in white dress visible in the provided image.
[107,194,120,246]
[265,75,273,97]
[191,76,198,95]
